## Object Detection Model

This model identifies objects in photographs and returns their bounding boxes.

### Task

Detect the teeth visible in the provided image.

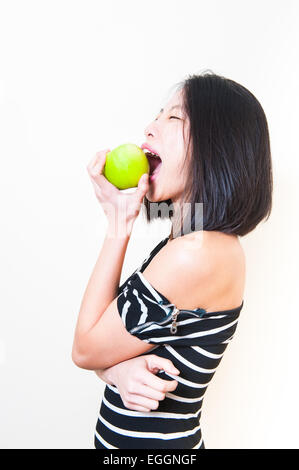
[145,150,160,158]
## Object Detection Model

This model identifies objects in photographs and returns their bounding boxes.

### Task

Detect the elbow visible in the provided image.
[72,348,88,369]
[71,342,103,370]
[71,341,90,369]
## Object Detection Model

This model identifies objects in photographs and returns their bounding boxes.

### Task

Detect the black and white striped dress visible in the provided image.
[94,236,244,449]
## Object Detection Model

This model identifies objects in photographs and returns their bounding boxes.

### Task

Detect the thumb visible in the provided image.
[136,173,149,197]
[146,356,180,376]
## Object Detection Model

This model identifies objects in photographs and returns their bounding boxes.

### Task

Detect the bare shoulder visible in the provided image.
[142,231,246,312]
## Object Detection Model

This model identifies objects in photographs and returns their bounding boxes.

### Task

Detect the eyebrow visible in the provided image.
[159,105,182,113]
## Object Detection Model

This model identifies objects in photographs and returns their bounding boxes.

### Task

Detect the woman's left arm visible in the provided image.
[72,149,150,362]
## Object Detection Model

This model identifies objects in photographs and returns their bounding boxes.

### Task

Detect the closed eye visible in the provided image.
[154,115,180,121]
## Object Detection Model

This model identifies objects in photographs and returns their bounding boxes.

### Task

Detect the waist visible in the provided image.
[100,384,203,426]
[95,388,204,449]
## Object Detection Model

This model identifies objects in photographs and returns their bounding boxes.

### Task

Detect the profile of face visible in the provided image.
[143,87,190,204]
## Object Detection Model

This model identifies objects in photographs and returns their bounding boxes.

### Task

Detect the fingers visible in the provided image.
[124,379,178,412]
[141,368,179,395]
[125,392,159,412]
[125,404,151,412]
[87,149,110,175]
[87,149,119,196]
[147,356,180,376]
[121,357,181,413]
[135,173,149,201]
[133,383,166,402]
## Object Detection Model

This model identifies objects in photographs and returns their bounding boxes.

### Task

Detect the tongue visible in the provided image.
[152,160,162,175]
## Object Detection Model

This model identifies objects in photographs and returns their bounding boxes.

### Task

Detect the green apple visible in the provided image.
[103,143,150,190]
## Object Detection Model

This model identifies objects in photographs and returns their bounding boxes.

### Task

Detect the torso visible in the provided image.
[142,230,246,313]
[95,231,245,449]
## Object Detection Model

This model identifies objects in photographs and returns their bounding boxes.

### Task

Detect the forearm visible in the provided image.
[74,221,132,339]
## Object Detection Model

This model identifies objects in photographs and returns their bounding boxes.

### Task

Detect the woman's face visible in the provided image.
[142,88,190,204]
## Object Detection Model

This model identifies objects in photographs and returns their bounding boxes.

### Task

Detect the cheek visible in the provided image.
[163,159,185,186]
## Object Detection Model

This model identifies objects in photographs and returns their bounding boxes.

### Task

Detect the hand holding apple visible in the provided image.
[87,148,149,236]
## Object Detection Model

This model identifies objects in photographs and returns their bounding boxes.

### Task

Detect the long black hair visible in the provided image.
[142,70,273,237]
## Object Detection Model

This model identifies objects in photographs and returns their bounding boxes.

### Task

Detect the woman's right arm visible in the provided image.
[94,355,180,412]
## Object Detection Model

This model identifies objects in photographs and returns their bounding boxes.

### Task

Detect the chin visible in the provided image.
[146,193,171,205]
[146,186,162,203]
[145,194,159,203]
[146,179,173,204]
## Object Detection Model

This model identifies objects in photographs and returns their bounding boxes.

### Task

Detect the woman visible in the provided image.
[72,71,273,449]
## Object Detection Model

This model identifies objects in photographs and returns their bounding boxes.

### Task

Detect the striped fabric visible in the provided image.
[94,236,244,449]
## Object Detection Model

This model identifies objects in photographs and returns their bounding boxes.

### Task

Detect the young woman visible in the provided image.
[72,71,273,449]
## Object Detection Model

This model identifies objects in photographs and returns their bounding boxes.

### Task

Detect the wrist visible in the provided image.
[100,367,117,386]
[107,217,134,239]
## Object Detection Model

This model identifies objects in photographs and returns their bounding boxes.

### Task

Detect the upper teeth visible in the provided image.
[146,150,160,158]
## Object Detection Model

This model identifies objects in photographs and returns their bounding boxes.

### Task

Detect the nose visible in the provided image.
[144,126,153,139]
[144,119,157,139]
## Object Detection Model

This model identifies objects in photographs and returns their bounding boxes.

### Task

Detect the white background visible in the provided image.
[0,0,298,449]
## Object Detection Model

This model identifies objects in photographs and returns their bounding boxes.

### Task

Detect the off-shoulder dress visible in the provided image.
[94,236,244,449]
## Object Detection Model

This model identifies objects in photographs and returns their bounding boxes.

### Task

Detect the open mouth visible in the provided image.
[144,152,162,177]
